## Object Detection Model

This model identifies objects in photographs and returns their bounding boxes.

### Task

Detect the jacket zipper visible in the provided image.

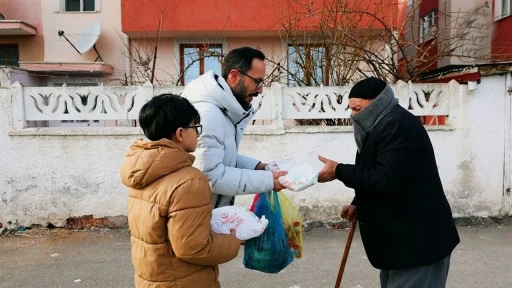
[234,111,253,148]
[214,194,222,208]
[214,103,253,208]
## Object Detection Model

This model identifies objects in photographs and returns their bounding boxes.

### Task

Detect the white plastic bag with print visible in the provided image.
[267,160,319,192]
[211,206,268,240]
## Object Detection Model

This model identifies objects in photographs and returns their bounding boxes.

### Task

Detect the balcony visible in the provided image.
[0,20,36,36]
[19,61,115,76]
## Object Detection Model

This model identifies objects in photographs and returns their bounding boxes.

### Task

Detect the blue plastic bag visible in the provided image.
[243,191,293,273]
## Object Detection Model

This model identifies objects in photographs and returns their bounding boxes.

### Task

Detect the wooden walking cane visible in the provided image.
[334,220,357,288]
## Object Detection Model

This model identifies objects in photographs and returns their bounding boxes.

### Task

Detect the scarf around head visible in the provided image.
[350,85,399,152]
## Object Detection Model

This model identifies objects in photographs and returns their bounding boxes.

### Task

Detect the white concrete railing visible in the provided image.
[11,80,462,128]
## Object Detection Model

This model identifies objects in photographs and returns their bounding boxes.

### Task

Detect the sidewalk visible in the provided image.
[0,218,511,288]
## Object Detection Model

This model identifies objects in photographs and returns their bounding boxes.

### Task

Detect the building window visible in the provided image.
[496,0,512,19]
[179,43,223,86]
[0,45,19,67]
[420,11,436,41]
[55,0,100,12]
[287,44,330,86]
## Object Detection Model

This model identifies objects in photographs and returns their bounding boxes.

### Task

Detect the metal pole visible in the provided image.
[58,30,81,55]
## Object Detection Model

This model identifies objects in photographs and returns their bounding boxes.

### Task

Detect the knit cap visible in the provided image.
[348,77,387,99]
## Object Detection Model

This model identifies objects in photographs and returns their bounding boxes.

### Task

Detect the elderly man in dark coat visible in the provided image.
[318,77,460,288]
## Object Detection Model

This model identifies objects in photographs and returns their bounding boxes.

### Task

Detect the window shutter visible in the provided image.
[95,0,101,12]
[54,0,65,12]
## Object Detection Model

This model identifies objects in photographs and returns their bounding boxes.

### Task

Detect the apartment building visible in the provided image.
[0,0,125,87]
[401,0,512,83]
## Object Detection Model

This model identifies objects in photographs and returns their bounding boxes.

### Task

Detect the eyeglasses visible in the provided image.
[184,123,202,135]
[237,70,264,89]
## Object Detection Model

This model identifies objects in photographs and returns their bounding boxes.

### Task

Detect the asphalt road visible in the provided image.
[0,219,511,288]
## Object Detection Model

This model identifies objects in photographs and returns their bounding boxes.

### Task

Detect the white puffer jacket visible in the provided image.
[182,71,274,207]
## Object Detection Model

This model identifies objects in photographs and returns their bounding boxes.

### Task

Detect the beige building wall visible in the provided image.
[41,0,127,84]
[0,0,44,61]
[439,0,493,67]
[128,38,176,86]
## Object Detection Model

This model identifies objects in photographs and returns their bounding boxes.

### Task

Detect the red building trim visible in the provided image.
[121,0,401,36]
[492,16,512,61]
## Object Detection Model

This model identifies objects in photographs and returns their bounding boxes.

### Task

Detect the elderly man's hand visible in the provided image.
[317,155,338,182]
[340,205,357,222]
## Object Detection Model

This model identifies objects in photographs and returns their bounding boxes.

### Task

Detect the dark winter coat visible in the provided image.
[336,105,460,270]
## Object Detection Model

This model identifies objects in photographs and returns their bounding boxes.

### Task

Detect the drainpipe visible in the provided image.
[503,72,512,216]
[124,35,132,85]
[507,72,512,96]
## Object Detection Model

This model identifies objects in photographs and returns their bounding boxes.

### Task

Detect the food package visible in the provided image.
[211,205,268,240]
[268,160,319,192]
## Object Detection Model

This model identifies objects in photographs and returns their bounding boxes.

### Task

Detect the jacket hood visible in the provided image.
[120,138,195,189]
[182,70,253,124]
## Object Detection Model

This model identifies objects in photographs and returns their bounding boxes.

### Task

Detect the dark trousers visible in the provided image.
[380,255,451,288]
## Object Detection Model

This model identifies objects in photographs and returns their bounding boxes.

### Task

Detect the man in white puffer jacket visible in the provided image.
[182,47,287,208]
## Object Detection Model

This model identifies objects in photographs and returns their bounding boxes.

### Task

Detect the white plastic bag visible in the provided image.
[268,160,319,192]
[211,206,268,240]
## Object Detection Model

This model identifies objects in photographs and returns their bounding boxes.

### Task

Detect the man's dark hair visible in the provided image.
[221,47,265,79]
[139,94,200,141]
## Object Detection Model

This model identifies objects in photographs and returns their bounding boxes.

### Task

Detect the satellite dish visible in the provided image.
[76,21,101,54]
[57,20,103,62]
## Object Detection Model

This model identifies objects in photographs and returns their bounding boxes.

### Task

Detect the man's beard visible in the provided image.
[232,80,256,111]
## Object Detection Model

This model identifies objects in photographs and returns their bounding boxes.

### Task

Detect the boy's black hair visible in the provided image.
[221,47,265,79]
[138,94,200,141]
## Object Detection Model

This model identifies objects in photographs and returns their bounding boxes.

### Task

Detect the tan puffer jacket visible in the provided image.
[120,138,240,288]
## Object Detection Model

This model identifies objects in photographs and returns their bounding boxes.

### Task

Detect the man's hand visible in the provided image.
[317,155,339,183]
[340,205,357,222]
[272,170,288,191]
[255,162,268,170]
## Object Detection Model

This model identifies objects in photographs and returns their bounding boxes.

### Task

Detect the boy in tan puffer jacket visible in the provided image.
[120,94,241,288]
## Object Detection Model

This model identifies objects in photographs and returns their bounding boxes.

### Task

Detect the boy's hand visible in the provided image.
[230,228,245,245]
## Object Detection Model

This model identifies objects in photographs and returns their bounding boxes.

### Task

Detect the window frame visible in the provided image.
[175,41,225,86]
[54,0,101,12]
[0,44,20,67]
[420,10,437,42]
[495,0,512,20]
[287,43,331,87]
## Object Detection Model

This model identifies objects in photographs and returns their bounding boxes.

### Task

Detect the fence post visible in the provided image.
[271,82,284,130]
[142,81,154,102]
[10,82,27,129]
[394,80,408,108]
[447,79,464,128]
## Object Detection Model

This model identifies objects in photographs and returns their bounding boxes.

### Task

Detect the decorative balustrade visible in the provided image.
[21,85,150,121]
[12,80,462,128]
